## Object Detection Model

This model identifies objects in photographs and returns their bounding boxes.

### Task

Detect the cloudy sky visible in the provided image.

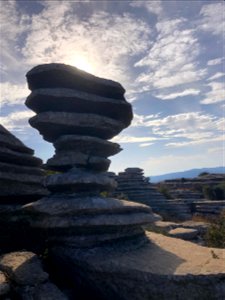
[0,0,224,176]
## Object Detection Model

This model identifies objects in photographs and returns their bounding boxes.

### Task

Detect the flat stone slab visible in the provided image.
[26,88,132,127]
[54,135,121,157]
[0,131,33,154]
[0,251,48,285]
[0,161,44,176]
[26,63,125,99]
[46,151,110,172]
[0,147,42,167]
[0,271,10,296]
[52,232,225,300]
[44,169,117,193]
[29,112,125,142]
[168,228,199,240]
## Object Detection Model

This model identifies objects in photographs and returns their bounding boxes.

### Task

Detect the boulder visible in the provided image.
[26,88,132,126]
[168,228,199,240]
[0,271,10,296]
[26,63,126,99]
[29,112,125,142]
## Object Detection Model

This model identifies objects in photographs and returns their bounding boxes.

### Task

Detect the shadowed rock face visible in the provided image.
[0,125,47,202]
[24,63,156,248]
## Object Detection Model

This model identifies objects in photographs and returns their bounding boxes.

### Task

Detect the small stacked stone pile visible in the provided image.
[24,63,155,248]
[114,168,191,221]
[115,168,165,203]
[0,125,46,202]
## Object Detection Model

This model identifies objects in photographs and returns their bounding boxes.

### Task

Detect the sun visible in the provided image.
[68,55,94,74]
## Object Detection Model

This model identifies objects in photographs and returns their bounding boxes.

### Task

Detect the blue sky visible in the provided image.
[0,0,224,176]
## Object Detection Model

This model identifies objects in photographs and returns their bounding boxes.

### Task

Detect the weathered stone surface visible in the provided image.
[0,125,33,154]
[44,169,117,192]
[33,282,68,300]
[52,232,225,300]
[26,88,132,126]
[26,63,126,99]
[0,252,48,285]
[0,271,10,296]
[0,147,42,167]
[46,151,110,172]
[54,135,121,157]
[168,228,199,240]
[29,112,125,142]
[0,161,44,176]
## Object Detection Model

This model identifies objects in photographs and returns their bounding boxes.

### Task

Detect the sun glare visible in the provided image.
[68,55,94,74]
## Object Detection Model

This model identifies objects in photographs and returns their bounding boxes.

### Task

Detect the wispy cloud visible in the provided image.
[134,18,206,90]
[0,110,34,132]
[198,2,224,36]
[201,82,224,104]
[111,135,160,144]
[207,57,224,66]
[155,88,200,100]
[130,1,163,17]
[207,72,225,81]
[0,82,28,107]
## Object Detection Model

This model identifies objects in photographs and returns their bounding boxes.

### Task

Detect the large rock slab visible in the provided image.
[26,88,132,127]
[26,63,126,99]
[51,232,225,300]
[46,151,110,172]
[168,228,199,240]
[0,271,10,296]
[54,135,121,157]
[0,125,33,154]
[0,251,48,285]
[0,147,42,167]
[29,112,125,142]
[44,169,117,192]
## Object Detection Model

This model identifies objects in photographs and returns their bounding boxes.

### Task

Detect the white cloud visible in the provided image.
[20,5,151,84]
[134,18,206,90]
[207,72,225,81]
[207,57,224,66]
[198,2,224,36]
[130,111,223,148]
[155,88,200,100]
[111,135,159,144]
[0,110,34,132]
[130,1,163,17]
[139,143,154,147]
[0,82,28,107]
[201,82,225,104]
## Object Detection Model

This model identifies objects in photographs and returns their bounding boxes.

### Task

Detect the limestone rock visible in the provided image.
[29,112,125,142]
[26,63,126,99]
[0,271,10,296]
[168,228,199,240]
[0,251,48,285]
[44,169,117,192]
[0,125,47,202]
[26,88,132,126]
[54,135,121,157]
[46,151,110,172]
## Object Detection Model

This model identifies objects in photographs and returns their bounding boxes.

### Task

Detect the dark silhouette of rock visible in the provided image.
[0,125,47,202]
[23,64,225,300]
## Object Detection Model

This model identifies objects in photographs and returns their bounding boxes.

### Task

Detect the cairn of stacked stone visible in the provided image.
[22,64,225,300]
[24,63,156,249]
[0,125,47,251]
[114,168,191,221]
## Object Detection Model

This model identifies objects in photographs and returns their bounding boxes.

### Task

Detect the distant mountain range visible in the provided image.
[150,166,225,183]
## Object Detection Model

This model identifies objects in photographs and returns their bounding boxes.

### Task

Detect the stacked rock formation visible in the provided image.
[114,168,191,221]
[0,124,47,251]
[0,125,46,202]
[24,63,156,248]
[22,64,225,300]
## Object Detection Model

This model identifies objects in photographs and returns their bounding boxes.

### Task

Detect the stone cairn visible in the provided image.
[0,124,47,250]
[24,63,156,249]
[113,168,191,221]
